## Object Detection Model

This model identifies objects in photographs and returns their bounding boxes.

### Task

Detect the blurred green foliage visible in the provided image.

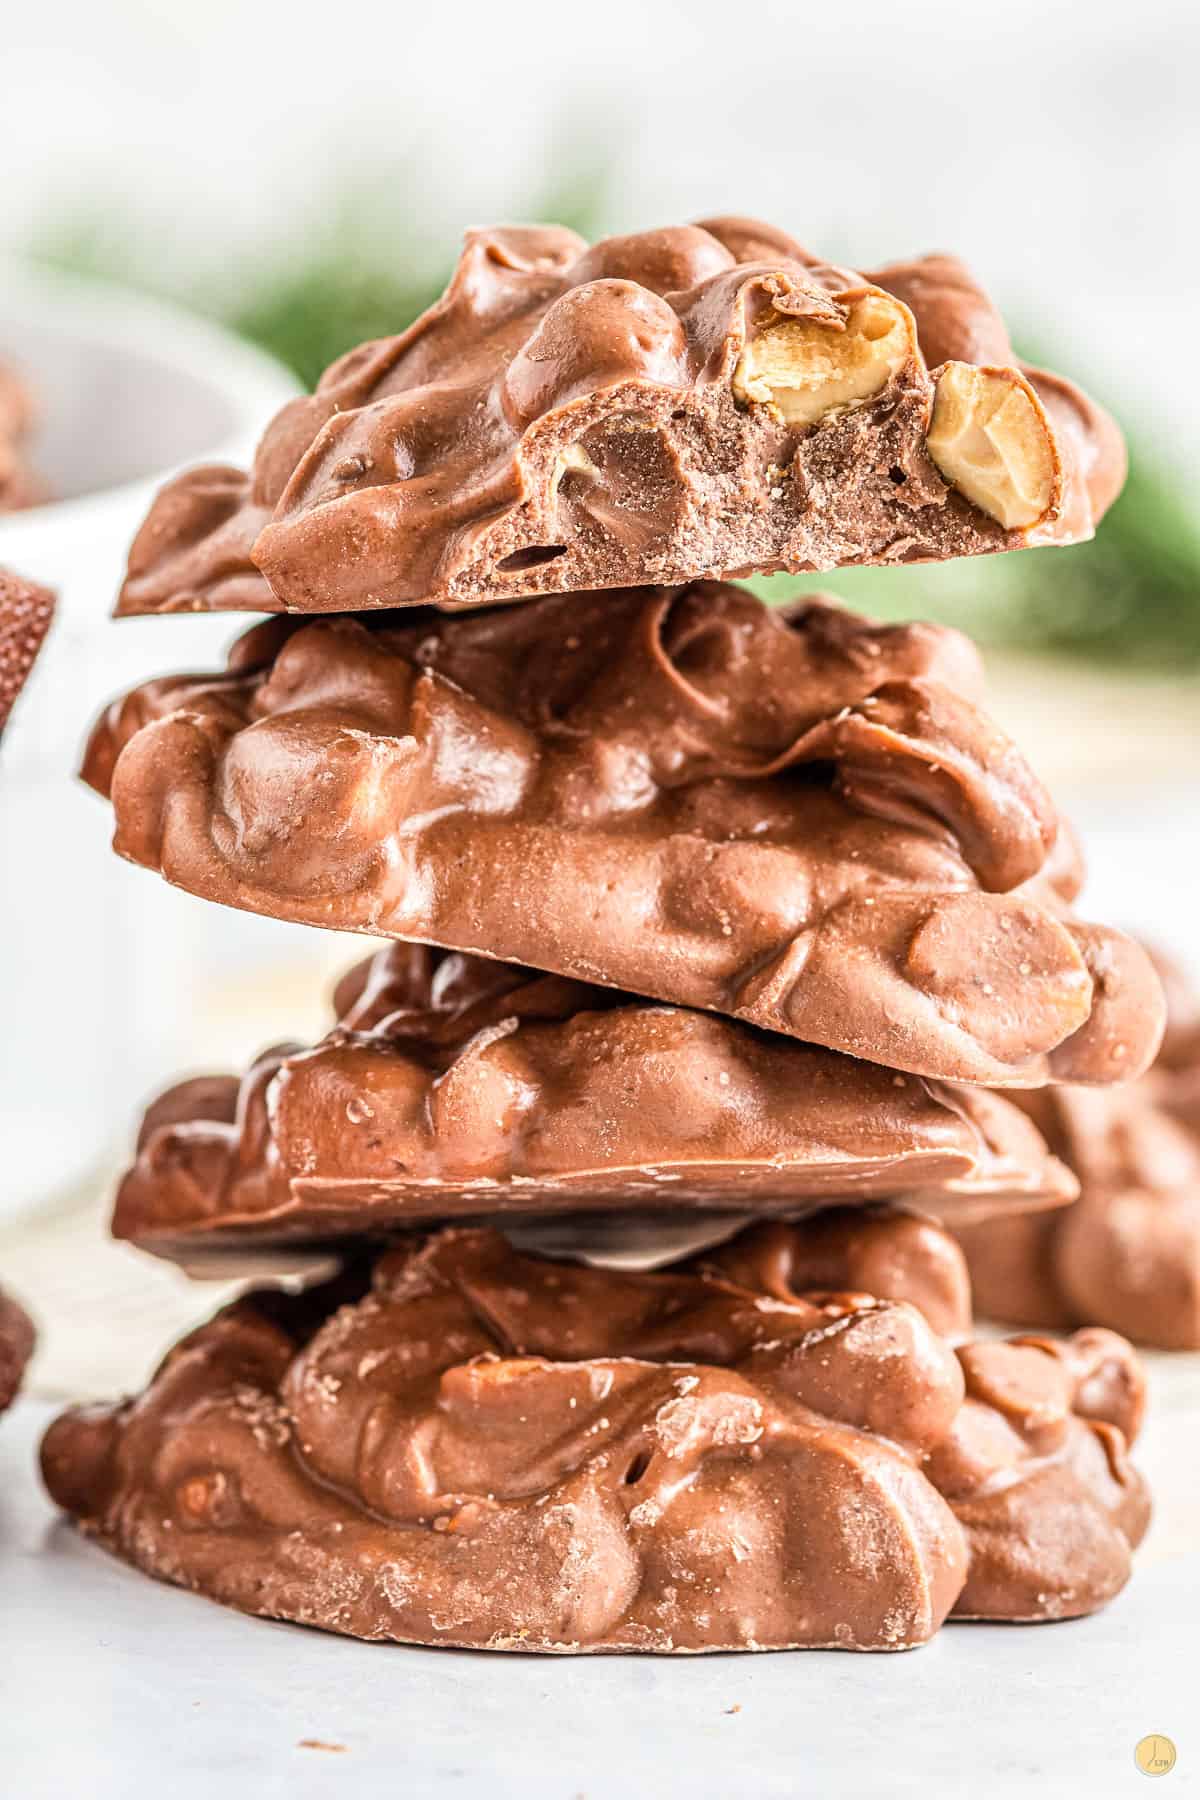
[227,163,612,390]
[31,181,1200,671]
[753,450,1200,669]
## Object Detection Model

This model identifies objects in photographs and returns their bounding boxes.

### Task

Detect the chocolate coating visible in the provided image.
[41,1225,1147,1651]
[0,363,42,513]
[0,568,56,737]
[113,942,1075,1265]
[956,953,1200,1347]
[113,220,1120,617]
[704,1208,973,1341]
[0,1286,34,1415]
[927,1327,1148,1619]
[85,582,1164,1087]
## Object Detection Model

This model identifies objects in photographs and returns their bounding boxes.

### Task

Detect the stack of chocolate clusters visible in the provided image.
[43,218,1170,1654]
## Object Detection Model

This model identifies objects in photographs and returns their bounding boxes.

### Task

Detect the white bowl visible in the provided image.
[0,267,301,1222]
[0,263,295,515]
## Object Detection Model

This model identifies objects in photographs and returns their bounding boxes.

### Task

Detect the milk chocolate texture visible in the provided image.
[0,568,56,736]
[114,942,1076,1265]
[41,1224,1149,1652]
[957,950,1200,1347]
[114,218,1124,618]
[85,583,1165,1087]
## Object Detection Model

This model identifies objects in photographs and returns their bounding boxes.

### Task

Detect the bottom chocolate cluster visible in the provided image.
[42,1216,1148,1653]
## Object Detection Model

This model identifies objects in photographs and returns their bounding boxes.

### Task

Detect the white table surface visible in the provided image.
[1,1392,1196,1800]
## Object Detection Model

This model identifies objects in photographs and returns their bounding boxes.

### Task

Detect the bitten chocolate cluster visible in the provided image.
[114,221,1122,617]
[42,215,1170,1655]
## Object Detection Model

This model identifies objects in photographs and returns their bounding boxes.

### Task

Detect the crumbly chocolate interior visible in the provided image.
[85,582,1164,1086]
[114,942,1076,1264]
[957,950,1200,1347]
[114,218,1124,617]
[41,1224,1148,1652]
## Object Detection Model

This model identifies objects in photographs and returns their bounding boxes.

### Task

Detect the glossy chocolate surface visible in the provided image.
[114,943,1076,1264]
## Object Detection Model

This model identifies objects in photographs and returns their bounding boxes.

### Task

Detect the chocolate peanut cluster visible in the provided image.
[42,1224,1148,1651]
[85,584,1164,1087]
[114,942,1074,1265]
[114,220,1122,617]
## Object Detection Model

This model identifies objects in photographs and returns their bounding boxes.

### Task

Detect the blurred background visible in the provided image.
[7,0,1200,662]
[0,0,1198,1392]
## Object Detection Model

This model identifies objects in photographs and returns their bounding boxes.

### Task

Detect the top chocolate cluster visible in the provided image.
[116,217,1124,617]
